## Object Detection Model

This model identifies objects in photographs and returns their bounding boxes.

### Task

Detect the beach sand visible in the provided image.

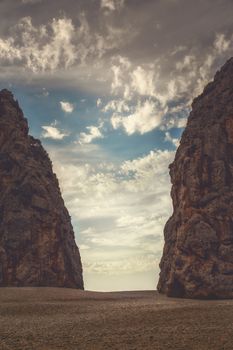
[0,287,233,349]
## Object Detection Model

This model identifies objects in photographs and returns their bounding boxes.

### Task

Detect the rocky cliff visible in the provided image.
[0,89,84,288]
[158,58,233,298]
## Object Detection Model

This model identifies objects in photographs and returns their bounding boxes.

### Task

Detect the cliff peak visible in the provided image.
[158,57,233,299]
[0,90,83,289]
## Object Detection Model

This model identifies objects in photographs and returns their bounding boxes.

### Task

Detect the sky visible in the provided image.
[0,0,233,291]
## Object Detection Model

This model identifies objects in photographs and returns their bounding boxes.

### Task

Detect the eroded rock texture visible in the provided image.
[0,89,84,288]
[158,58,233,299]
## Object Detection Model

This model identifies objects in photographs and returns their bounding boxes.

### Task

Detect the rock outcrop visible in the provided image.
[0,89,84,288]
[158,58,233,298]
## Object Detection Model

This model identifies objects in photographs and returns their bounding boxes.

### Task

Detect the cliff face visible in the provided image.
[158,58,233,298]
[0,89,83,288]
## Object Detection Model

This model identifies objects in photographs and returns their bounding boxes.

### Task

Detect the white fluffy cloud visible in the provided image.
[106,58,190,134]
[23,16,75,71]
[103,99,130,113]
[214,33,231,54]
[0,15,127,73]
[131,66,156,97]
[111,100,167,135]
[101,32,233,136]
[79,124,104,144]
[60,101,74,113]
[101,0,125,12]
[48,145,174,279]
[41,124,69,140]
[51,147,173,231]
[0,38,22,62]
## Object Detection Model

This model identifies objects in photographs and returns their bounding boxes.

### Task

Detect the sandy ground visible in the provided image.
[0,288,233,349]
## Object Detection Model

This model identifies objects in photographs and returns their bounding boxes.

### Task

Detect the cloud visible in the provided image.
[160,104,188,130]
[21,0,42,4]
[110,56,178,104]
[84,255,158,275]
[97,98,102,107]
[101,0,115,11]
[0,38,22,63]
[102,99,130,113]
[214,33,231,54]
[111,56,132,98]
[131,66,156,97]
[79,244,90,251]
[120,149,174,187]
[111,100,167,135]
[0,14,128,73]
[60,101,74,113]
[107,58,190,135]
[116,215,148,228]
[0,4,232,113]
[48,145,174,276]
[42,88,49,97]
[101,0,125,12]
[28,16,75,71]
[41,123,69,140]
[102,31,233,135]
[51,146,173,223]
[0,16,76,72]
[164,131,180,148]
[79,124,104,144]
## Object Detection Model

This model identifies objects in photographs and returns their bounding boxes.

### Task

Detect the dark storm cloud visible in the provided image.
[0,0,232,98]
[108,0,233,74]
[1,0,233,53]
